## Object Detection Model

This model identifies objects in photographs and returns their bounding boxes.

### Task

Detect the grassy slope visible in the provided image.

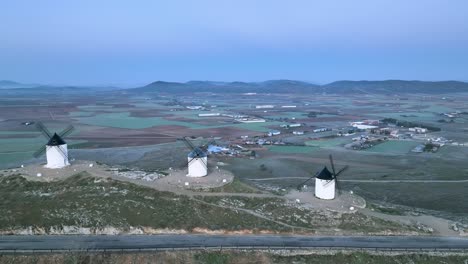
[198,196,417,234]
[0,173,289,232]
[0,172,417,234]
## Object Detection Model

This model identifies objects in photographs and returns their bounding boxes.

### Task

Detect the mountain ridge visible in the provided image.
[129,80,468,94]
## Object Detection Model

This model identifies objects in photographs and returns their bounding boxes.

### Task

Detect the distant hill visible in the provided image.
[0,80,37,89]
[131,80,321,94]
[3,79,468,94]
[0,80,122,91]
[128,80,468,94]
[324,80,468,94]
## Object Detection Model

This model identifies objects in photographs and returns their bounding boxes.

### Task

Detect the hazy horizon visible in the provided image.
[3,78,468,89]
[1,0,467,86]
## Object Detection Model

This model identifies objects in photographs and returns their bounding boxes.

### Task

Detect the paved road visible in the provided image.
[248,177,468,183]
[1,235,468,252]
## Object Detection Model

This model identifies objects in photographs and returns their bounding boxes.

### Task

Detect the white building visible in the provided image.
[267,130,281,136]
[235,118,266,123]
[187,148,208,177]
[186,106,204,110]
[313,128,328,133]
[45,133,70,169]
[280,123,302,129]
[198,113,221,117]
[409,127,427,133]
[255,105,275,109]
[315,167,335,200]
[351,123,379,130]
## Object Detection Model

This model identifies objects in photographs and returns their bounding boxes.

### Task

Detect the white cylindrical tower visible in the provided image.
[45,133,70,169]
[315,178,335,200]
[187,148,208,177]
[314,167,336,200]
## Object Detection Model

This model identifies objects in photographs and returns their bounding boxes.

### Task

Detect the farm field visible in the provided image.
[1,89,468,224]
[268,145,319,154]
[364,140,421,154]
[305,137,351,148]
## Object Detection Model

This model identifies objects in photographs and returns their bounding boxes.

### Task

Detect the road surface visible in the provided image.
[1,235,468,252]
[248,177,468,183]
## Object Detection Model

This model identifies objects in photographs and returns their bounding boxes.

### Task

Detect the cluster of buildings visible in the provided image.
[350,120,380,130]
[195,110,266,123]
[206,143,257,159]
[346,135,386,150]
[441,111,462,118]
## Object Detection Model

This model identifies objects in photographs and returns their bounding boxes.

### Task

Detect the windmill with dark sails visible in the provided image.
[33,122,74,169]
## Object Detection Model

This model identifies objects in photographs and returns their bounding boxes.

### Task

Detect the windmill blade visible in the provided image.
[335,177,342,194]
[55,145,69,161]
[198,155,208,169]
[59,125,75,138]
[323,178,335,187]
[329,154,337,176]
[36,122,52,139]
[181,137,196,150]
[187,156,196,167]
[33,145,47,158]
[335,165,349,177]
[296,171,319,190]
[202,139,216,149]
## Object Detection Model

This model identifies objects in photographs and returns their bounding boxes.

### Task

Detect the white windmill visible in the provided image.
[33,122,74,169]
[297,155,348,200]
[180,137,214,177]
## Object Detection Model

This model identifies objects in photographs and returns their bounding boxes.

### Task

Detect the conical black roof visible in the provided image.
[47,133,66,146]
[188,147,207,158]
[316,166,334,180]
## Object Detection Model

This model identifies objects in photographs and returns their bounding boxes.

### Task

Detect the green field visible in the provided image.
[68,111,95,117]
[77,112,281,132]
[268,145,319,153]
[0,131,40,135]
[266,111,307,119]
[364,140,420,154]
[77,112,207,129]
[369,111,438,122]
[305,137,350,148]
[0,137,45,152]
[0,152,34,166]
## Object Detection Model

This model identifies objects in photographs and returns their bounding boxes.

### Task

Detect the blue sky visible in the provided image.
[1,0,467,86]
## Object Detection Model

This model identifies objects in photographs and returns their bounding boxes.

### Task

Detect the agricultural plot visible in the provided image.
[76,112,205,129]
[364,140,420,154]
[232,121,284,132]
[305,137,350,148]
[76,111,281,132]
[264,111,308,119]
[0,152,33,167]
[368,111,438,122]
[268,145,319,154]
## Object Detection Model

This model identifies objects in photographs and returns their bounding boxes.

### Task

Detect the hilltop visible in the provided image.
[129,80,468,94]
